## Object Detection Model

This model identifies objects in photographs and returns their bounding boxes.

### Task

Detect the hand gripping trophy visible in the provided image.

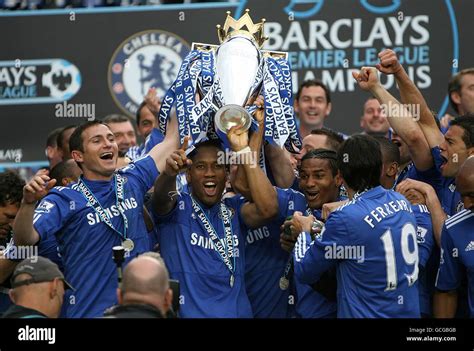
[157,9,302,154]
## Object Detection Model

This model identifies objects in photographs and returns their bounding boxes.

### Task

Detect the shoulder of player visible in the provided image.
[444,208,474,230]
[117,155,153,174]
[47,185,80,200]
[334,198,356,213]
[275,186,304,197]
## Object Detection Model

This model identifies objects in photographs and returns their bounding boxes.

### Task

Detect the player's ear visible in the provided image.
[334,172,343,187]
[71,150,84,164]
[116,288,122,304]
[450,91,461,106]
[163,288,173,315]
[387,162,398,178]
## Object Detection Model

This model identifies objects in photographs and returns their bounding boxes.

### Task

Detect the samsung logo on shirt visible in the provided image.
[86,197,138,225]
[246,226,271,244]
[190,232,240,257]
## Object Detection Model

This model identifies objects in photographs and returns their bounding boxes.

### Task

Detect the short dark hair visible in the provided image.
[0,171,25,207]
[46,127,63,148]
[295,79,331,104]
[300,148,338,176]
[69,120,108,153]
[373,135,400,164]
[49,160,79,185]
[337,135,382,193]
[57,125,76,150]
[136,101,148,127]
[188,139,223,161]
[448,68,474,113]
[309,128,344,151]
[450,114,474,148]
[102,114,132,125]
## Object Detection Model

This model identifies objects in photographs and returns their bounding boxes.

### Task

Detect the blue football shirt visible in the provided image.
[243,188,306,318]
[293,207,338,319]
[436,208,474,317]
[153,192,252,318]
[294,186,420,318]
[412,204,437,316]
[33,155,158,318]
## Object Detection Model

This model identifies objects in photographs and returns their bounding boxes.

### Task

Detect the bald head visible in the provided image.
[456,156,474,209]
[119,255,172,315]
[122,256,169,296]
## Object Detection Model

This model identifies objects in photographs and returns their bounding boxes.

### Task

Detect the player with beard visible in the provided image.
[372,49,474,224]
[435,157,474,317]
[151,122,278,318]
[12,119,178,317]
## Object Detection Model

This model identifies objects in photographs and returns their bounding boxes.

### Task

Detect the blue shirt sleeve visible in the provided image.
[143,128,165,155]
[413,205,434,268]
[275,188,307,221]
[32,192,74,243]
[435,224,460,291]
[293,210,348,284]
[119,155,159,195]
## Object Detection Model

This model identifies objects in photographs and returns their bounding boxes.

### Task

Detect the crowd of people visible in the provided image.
[0,49,473,319]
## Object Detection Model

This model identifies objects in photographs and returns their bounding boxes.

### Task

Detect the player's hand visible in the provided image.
[322,200,348,220]
[228,125,249,152]
[280,211,314,239]
[23,169,56,205]
[352,67,380,92]
[396,178,434,198]
[145,87,162,114]
[252,95,265,125]
[440,113,454,129]
[402,188,427,206]
[164,136,192,177]
[376,49,402,75]
[280,232,296,253]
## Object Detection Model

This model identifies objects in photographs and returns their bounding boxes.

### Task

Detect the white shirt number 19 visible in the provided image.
[380,222,419,291]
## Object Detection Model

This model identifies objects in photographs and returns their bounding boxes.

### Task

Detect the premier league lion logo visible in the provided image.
[108,30,190,117]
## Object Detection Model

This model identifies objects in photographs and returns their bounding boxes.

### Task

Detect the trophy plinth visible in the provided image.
[215,104,252,133]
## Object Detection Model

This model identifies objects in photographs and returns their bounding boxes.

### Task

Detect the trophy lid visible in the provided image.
[216,9,268,48]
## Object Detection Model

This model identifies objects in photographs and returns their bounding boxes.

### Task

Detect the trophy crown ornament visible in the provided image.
[216,9,268,48]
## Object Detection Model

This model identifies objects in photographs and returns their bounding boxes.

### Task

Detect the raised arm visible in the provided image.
[377,49,444,148]
[353,66,433,171]
[264,142,296,188]
[13,171,56,246]
[232,96,265,199]
[396,178,446,247]
[152,137,191,216]
[228,125,278,229]
[148,113,180,173]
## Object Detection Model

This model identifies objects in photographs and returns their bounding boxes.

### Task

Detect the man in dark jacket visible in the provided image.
[2,256,73,318]
[104,255,173,318]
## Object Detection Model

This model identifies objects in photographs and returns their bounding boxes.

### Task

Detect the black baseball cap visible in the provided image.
[10,256,74,290]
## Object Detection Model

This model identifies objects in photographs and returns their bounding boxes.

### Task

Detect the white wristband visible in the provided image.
[234,146,251,155]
